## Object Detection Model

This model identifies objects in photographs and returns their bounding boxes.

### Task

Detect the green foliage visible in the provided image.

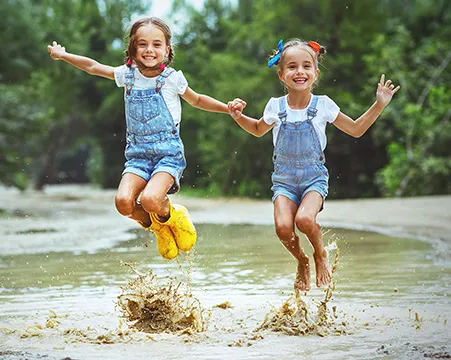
[1,0,450,198]
[365,2,451,196]
[0,0,144,189]
[0,83,51,189]
[85,139,104,185]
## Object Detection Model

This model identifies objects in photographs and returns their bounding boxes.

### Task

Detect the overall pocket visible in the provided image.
[277,127,315,157]
[128,96,160,124]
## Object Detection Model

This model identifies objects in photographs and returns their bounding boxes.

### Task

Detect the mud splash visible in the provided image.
[116,262,206,334]
[255,242,348,337]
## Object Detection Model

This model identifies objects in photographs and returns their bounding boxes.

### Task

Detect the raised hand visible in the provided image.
[47,41,66,60]
[376,74,400,107]
[227,98,247,119]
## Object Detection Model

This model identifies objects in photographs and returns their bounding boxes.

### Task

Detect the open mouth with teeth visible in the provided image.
[293,77,308,84]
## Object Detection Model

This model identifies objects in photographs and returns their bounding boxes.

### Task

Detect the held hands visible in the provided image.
[47,41,66,60]
[227,98,247,120]
[376,74,400,107]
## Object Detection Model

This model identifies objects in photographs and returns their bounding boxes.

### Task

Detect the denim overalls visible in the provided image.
[271,95,329,207]
[122,66,186,194]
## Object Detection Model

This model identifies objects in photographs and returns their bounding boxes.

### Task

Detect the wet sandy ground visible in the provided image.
[173,193,451,252]
[0,185,450,360]
[1,185,449,256]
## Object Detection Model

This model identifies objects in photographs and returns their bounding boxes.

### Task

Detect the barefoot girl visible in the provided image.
[228,39,400,291]
[48,17,231,260]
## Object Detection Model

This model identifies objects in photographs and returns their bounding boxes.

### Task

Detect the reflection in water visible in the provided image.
[0,223,450,359]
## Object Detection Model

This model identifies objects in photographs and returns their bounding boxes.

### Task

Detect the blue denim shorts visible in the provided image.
[123,137,186,194]
[271,163,329,207]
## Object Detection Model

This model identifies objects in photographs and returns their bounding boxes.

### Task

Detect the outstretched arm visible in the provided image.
[333,74,400,138]
[47,41,115,80]
[228,99,273,137]
[181,87,229,113]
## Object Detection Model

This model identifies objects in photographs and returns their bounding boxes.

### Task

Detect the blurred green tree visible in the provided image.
[1,0,449,198]
[366,0,451,196]
[0,0,146,190]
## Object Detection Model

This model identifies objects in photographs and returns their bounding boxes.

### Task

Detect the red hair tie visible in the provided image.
[126,59,133,67]
[308,41,321,55]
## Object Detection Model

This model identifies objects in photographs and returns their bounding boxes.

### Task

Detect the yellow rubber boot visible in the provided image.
[166,204,197,252]
[148,214,179,260]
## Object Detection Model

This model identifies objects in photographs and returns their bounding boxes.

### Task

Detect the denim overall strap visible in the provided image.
[306,95,325,163]
[122,66,185,195]
[156,68,175,93]
[124,66,135,95]
[124,65,177,138]
[306,95,319,122]
[273,94,325,166]
[278,96,288,124]
[270,94,329,205]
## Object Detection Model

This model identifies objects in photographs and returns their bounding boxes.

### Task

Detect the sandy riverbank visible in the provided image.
[0,185,450,256]
[173,193,451,254]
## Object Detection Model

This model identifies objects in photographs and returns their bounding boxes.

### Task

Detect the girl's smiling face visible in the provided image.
[134,23,169,68]
[278,46,319,91]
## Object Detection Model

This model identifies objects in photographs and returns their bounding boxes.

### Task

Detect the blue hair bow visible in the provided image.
[268,39,284,68]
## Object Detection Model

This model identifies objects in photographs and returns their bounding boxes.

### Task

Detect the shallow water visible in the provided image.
[0,191,450,360]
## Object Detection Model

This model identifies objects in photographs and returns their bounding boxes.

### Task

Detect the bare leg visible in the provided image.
[140,172,175,219]
[295,191,331,288]
[274,196,311,291]
[115,173,151,226]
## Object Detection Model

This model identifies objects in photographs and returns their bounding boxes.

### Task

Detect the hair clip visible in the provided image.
[268,39,284,68]
[308,41,321,55]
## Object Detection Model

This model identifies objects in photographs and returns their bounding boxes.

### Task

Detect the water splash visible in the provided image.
[116,262,206,334]
[255,242,348,336]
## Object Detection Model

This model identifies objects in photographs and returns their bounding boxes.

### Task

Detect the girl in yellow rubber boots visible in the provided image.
[48,17,231,259]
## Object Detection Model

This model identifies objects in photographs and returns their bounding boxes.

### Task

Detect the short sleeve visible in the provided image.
[114,65,127,88]
[323,96,340,123]
[171,70,188,94]
[263,97,279,125]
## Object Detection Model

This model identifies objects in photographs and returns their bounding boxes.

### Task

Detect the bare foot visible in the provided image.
[313,250,332,288]
[294,256,311,291]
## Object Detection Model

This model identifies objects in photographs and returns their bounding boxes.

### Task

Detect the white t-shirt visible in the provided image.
[263,95,340,150]
[114,65,188,125]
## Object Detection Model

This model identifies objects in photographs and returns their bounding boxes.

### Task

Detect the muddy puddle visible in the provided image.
[0,188,450,359]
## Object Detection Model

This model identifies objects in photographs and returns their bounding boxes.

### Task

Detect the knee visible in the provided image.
[115,194,134,216]
[140,192,164,214]
[275,222,294,241]
[295,214,317,235]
